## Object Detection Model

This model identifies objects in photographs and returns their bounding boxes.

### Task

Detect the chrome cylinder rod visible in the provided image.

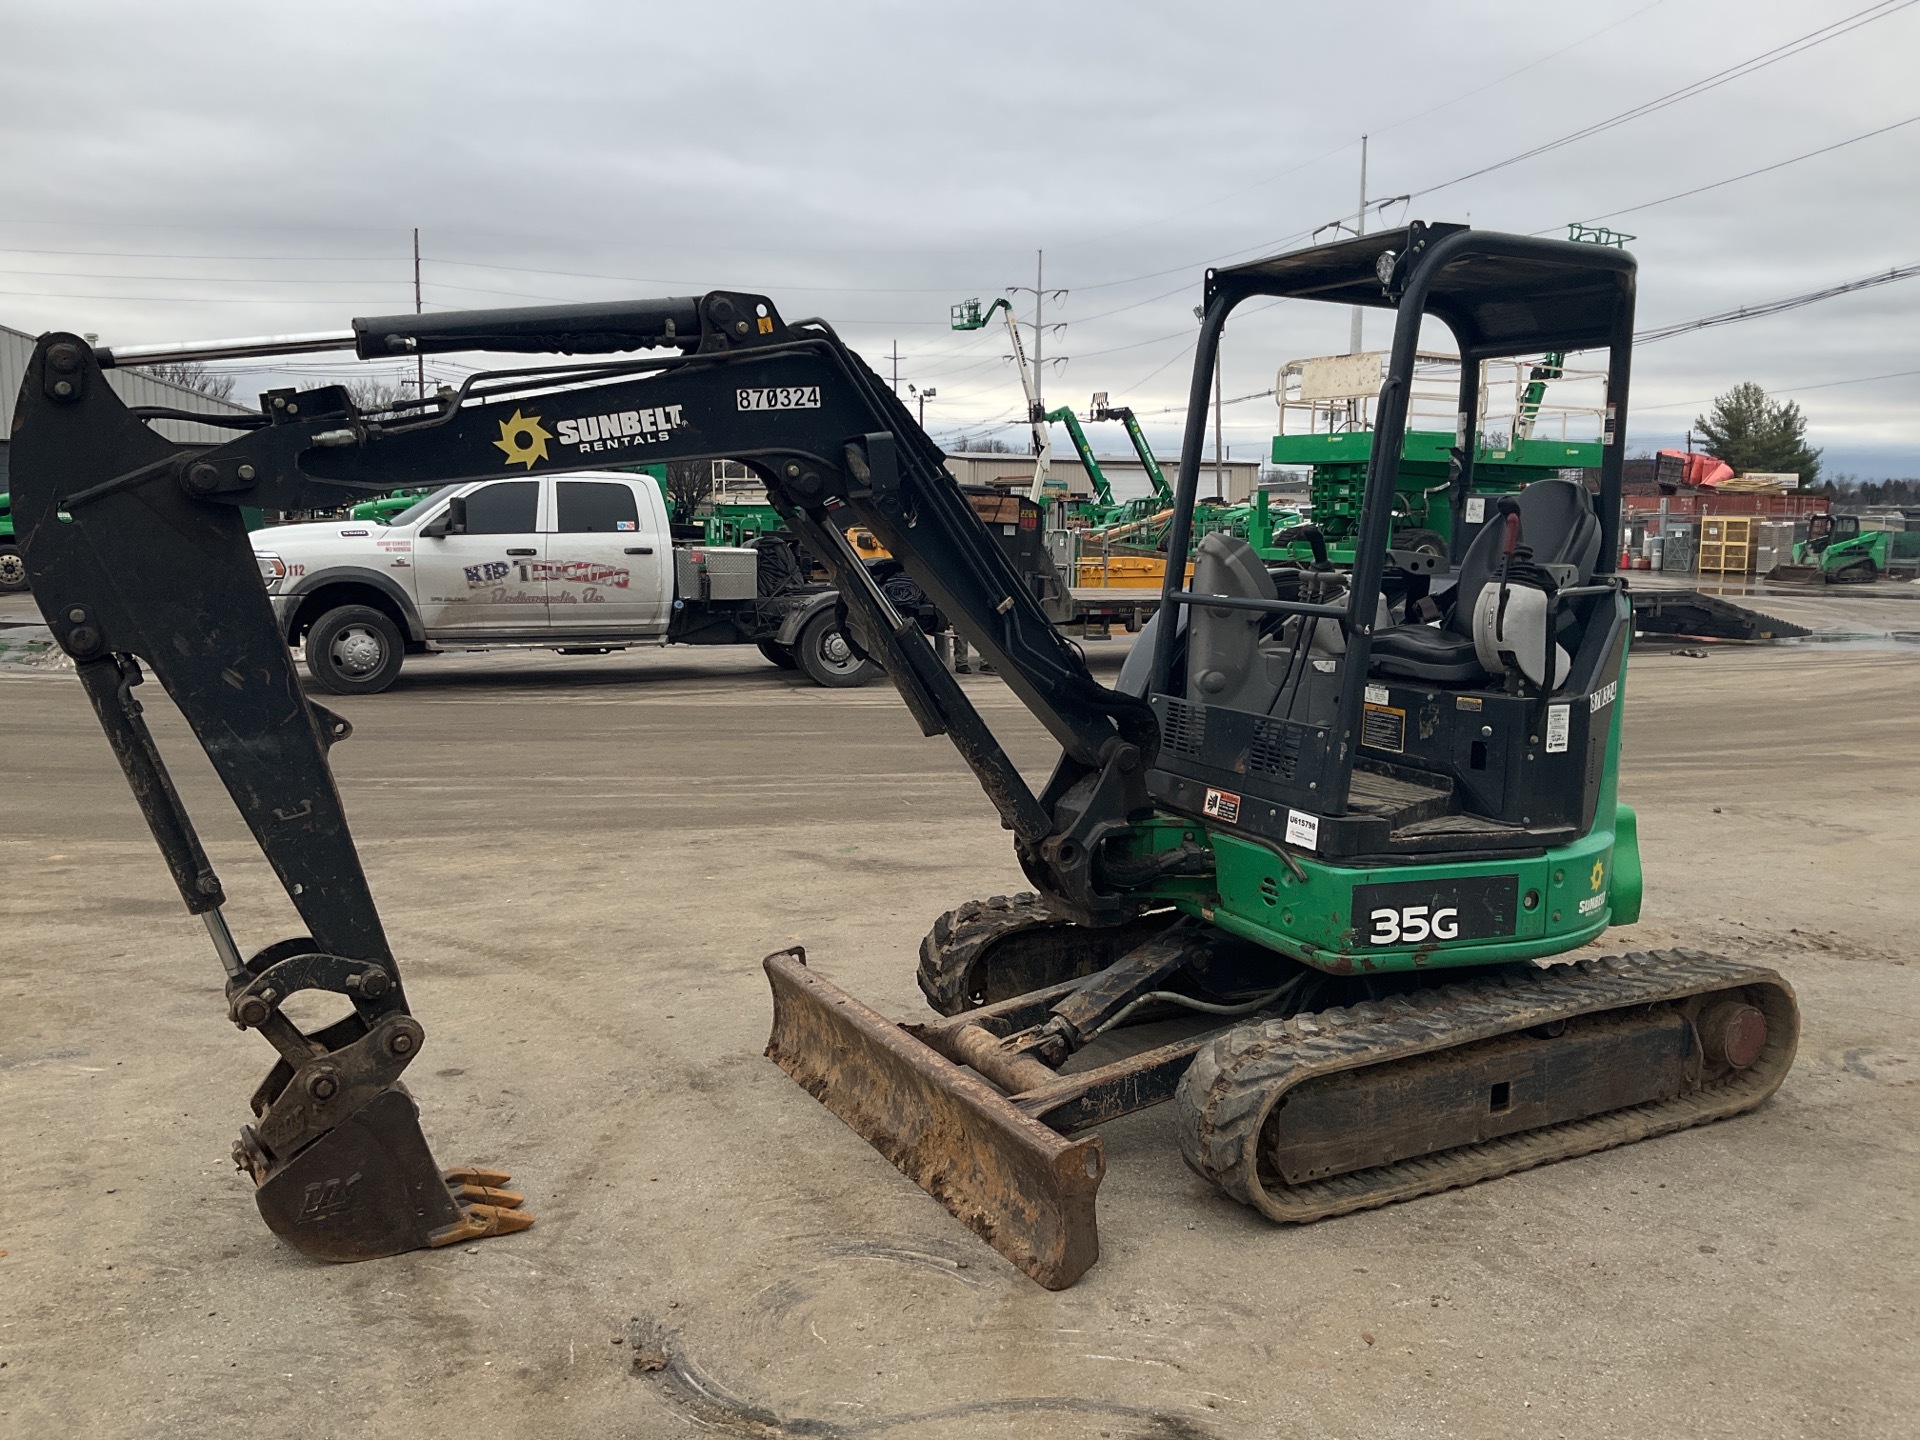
[202,908,249,981]
[95,331,358,369]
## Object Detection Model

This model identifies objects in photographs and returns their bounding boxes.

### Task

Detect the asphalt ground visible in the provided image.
[2,621,1916,1439]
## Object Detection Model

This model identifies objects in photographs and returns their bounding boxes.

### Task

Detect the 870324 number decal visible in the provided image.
[1350,874,1518,947]
[737,386,821,410]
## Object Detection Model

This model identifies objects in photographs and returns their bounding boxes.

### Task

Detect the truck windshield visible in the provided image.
[387,485,459,527]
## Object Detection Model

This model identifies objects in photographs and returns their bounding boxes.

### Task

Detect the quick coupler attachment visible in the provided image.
[226,941,532,1261]
[763,948,1103,1290]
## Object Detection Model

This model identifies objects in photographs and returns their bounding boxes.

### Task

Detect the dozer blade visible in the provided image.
[245,1088,533,1262]
[763,948,1104,1290]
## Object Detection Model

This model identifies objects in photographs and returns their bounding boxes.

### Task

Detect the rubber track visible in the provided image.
[1174,949,1798,1223]
[917,893,1176,1017]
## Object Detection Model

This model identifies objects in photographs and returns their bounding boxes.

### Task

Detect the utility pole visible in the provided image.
[1349,136,1368,356]
[1032,249,1044,429]
[1001,253,1067,500]
[412,227,425,398]
[888,339,902,394]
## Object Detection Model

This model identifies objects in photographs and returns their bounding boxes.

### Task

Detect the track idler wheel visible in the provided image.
[918,892,1180,1016]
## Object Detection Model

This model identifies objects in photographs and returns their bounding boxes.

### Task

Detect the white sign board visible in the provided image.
[1294,352,1385,403]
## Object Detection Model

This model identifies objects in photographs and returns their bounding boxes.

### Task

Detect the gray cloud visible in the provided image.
[2,0,1914,475]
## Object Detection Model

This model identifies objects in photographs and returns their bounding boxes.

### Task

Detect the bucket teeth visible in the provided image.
[450,1181,526,1208]
[429,1186,536,1247]
[444,1165,513,1188]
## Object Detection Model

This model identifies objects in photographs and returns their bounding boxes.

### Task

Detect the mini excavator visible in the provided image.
[10,223,1796,1283]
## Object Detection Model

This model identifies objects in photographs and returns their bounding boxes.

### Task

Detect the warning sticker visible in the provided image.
[1465,495,1487,524]
[1364,683,1389,705]
[1202,787,1241,824]
[1285,809,1321,851]
[1545,702,1571,754]
[1361,702,1406,754]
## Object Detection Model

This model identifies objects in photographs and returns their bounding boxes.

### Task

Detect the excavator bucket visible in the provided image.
[763,949,1104,1290]
[241,1089,533,1262]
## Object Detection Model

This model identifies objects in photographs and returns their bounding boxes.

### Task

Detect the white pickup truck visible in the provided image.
[251,470,876,693]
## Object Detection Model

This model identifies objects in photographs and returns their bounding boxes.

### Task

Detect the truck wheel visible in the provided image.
[1392,528,1447,558]
[757,639,798,670]
[304,605,404,695]
[795,609,879,688]
[0,545,27,593]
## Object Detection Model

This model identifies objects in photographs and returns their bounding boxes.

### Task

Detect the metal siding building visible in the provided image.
[1,322,256,488]
[943,450,1259,503]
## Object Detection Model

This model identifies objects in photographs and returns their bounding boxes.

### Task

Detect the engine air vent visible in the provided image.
[1161,698,1209,757]
[1248,717,1304,779]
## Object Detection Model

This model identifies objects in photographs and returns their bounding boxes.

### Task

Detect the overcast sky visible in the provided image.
[3,0,1915,478]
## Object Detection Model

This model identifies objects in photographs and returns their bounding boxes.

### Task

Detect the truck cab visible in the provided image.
[253,470,869,692]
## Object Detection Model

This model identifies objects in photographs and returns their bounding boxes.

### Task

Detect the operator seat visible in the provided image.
[1368,478,1603,685]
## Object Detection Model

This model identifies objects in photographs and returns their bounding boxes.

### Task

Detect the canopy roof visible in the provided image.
[1210,223,1635,358]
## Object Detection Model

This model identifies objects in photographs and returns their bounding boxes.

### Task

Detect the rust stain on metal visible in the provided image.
[762,947,1102,1289]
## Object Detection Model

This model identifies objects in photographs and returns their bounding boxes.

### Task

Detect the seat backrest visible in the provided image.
[1186,532,1283,713]
[1447,478,1602,635]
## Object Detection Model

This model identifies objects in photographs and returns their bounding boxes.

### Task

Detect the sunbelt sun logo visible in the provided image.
[492,404,689,469]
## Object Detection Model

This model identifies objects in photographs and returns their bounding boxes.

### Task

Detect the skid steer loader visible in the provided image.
[8,222,1794,1282]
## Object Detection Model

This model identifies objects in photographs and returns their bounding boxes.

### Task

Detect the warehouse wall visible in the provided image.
[1,324,257,485]
[944,450,1258,502]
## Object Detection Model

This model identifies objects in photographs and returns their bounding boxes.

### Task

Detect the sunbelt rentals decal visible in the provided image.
[493,404,689,469]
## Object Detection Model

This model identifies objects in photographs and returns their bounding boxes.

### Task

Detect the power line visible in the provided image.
[1373,0,1674,138]
[1406,0,1919,202]
[0,245,403,263]
[1563,112,1920,227]
[1632,366,1920,413]
[0,287,408,305]
[1057,1,1679,287]
[0,267,410,286]
[421,254,994,295]
[1636,262,1920,344]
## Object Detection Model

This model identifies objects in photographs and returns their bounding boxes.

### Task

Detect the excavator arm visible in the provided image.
[9,294,1160,1260]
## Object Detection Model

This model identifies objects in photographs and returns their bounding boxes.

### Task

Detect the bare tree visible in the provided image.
[665,459,714,522]
[146,361,236,401]
[345,378,415,412]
